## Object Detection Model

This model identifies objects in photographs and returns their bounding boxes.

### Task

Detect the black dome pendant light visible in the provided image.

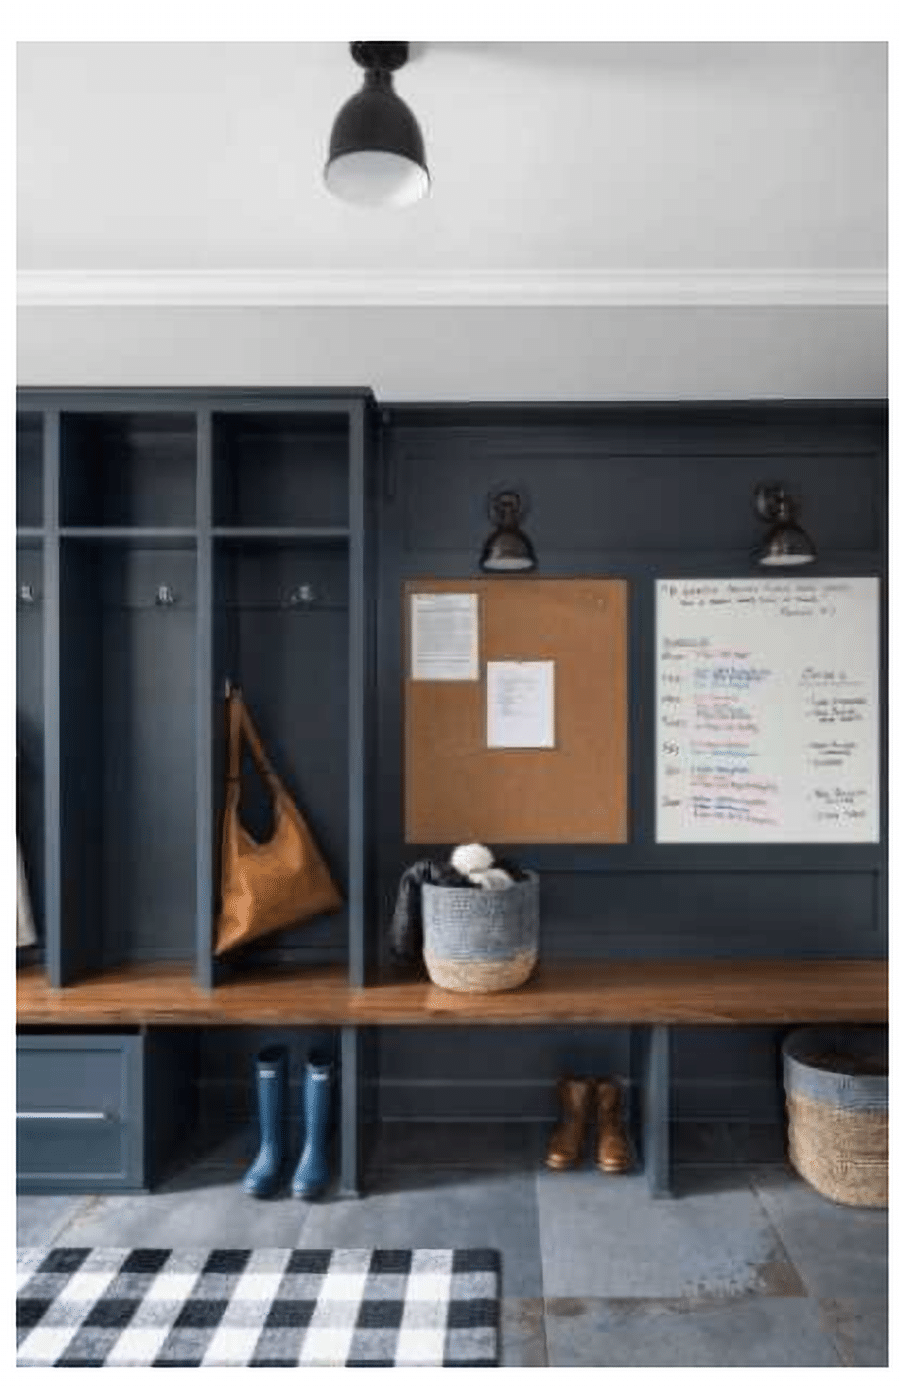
[324,42,430,207]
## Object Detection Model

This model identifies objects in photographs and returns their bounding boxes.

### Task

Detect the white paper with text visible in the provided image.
[410,593,479,681]
[656,578,879,843]
[486,661,555,749]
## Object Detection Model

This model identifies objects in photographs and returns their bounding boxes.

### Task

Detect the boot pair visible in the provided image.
[545,1076,633,1173]
[243,1046,332,1200]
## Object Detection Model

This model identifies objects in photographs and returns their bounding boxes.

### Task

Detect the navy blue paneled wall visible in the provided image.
[374,402,886,1120]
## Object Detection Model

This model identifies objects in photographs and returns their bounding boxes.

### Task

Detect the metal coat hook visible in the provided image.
[18,583,37,606]
[285,584,316,608]
[155,584,177,607]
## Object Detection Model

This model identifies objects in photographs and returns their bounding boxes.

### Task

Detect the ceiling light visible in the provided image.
[324,42,429,208]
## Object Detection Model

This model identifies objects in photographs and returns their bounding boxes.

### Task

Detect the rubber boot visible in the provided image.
[242,1045,287,1198]
[291,1051,333,1200]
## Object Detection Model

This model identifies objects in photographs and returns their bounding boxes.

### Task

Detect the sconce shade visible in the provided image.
[754,483,817,567]
[480,491,537,572]
[324,42,429,207]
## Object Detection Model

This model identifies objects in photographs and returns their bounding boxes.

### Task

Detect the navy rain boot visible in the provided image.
[243,1045,287,1198]
[291,1051,333,1200]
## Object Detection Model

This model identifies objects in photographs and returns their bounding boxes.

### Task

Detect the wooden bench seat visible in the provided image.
[17,957,886,1026]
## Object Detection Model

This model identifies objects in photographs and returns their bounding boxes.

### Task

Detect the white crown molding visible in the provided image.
[17,267,886,309]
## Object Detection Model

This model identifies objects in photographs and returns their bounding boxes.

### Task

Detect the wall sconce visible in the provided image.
[753,483,816,567]
[480,490,537,573]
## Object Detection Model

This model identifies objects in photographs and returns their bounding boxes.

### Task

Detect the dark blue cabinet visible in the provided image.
[17,1031,199,1195]
[17,1035,145,1193]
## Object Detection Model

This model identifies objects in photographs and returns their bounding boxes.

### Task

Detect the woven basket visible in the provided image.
[421,871,539,993]
[783,1025,887,1208]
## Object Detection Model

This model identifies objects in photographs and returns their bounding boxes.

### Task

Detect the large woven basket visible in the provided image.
[783,1025,887,1208]
[421,872,539,993]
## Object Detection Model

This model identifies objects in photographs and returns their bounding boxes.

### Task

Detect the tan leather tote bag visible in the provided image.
[215,688,342,955]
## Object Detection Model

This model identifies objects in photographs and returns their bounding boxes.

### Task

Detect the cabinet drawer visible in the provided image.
[17,1034,145,1193]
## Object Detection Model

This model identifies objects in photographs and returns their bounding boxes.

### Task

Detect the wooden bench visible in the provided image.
[17,959,887,1196]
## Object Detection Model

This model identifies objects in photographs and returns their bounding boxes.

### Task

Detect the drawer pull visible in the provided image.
[17,1110,110,1121]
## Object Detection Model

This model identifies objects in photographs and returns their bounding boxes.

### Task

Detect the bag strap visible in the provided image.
[226,688,243,783]
[240,701,280,786]
[226,687,280,788]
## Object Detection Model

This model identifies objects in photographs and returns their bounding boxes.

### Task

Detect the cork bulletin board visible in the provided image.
[404,577,628,844]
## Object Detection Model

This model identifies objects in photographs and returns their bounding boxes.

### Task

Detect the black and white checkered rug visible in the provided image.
[17,1246,501,1366]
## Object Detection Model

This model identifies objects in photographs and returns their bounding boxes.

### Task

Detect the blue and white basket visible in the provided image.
[783,1025,887,1208]
[421,871,539,993]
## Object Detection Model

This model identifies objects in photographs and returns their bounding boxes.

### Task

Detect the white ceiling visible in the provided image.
[17,41,887,293]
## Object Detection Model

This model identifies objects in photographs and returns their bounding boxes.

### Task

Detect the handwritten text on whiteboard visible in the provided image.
[655,578,879,843]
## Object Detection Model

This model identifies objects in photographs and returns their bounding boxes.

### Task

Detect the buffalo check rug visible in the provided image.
[16,1246,501,1367]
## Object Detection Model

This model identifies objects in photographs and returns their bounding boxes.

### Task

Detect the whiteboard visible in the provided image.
[656,578,880,843]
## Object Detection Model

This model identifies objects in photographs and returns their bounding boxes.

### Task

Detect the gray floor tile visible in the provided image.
[54,1170,312,1249]
[750,1164,888,1301]
[19,1146,886,1372]
[299,1168,543,1297]
[501,1298,548,1367]
[16,1195,93,1248]
[544,1295,844,1367]
[370,1121,544,1171]
[537,1166,802,1299]
[817,1296,889,1367]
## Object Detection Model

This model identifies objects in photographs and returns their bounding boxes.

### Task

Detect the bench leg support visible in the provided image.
[635,1023,672,1199]
[339,1025,363,1198]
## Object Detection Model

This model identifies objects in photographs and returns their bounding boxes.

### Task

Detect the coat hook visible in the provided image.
[286,584,316,607]
[18,583,36,605]
[155,584,177,606]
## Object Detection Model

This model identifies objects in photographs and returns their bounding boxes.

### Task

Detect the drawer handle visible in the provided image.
[17,1110,110,1121]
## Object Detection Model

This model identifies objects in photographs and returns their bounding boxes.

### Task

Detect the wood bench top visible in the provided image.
[16,958,887,1027]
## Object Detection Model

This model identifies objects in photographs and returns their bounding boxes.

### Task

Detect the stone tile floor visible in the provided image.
[17,1122,888,1367]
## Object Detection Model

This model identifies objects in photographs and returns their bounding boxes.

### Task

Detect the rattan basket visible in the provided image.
[421,871,539,993]
[783,1025,887,1208]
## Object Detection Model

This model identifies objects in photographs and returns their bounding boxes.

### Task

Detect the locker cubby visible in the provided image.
[211,539,350,972]
[58,539,198,978]
[17,412,43,529]
[212,411,350,531]
[17,542,44,965]
[17,389,377,1199]
[59,411,197,529]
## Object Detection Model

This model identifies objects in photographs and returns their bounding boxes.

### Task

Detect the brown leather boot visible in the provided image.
[595,1078,633,1173]
[545,1077,594,1171]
